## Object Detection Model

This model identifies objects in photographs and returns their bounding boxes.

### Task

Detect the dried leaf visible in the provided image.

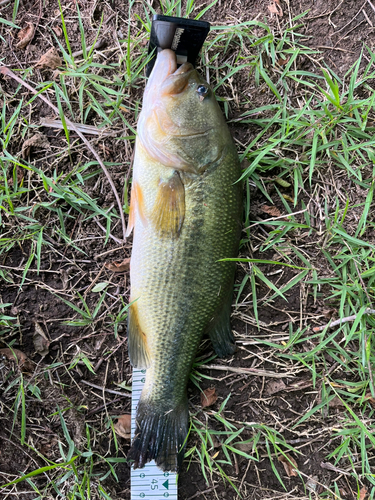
[278,453,298,477]
[323,307,335,317]
[35,47,62,70]
[21,133,50,159]
[8,166,24,186]
[0,348,33,371]
[92,282,108,293]
[211,434,221,449]
[364,393,375,407]
[265,379,286,396]
[234,441,253,452]
[282,194,295,203]
[114,414,131,439]
[16,22,35,49]
[119,105,130,114]
[201,387,218,408]
[359,486,368,500]
[40,436,58,457]
[33,322,50,356]
[329,396,344,408]
[268,1,283,16]
[53,26,63,36]
[105,257,130,273]
[277,57,289,66]
[268,3,278,14]
[40,437,58,457]
[305,476,319,493]
[16,166,24,184]
[261,205,282,217]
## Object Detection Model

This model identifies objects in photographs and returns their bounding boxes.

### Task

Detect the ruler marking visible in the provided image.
[131,368,178,500]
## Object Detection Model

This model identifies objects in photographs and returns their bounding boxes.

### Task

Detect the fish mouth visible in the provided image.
[156,49,194,77]
[152,49,195,95]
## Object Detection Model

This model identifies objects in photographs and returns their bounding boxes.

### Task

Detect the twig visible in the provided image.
[87,397,122,416]
[41,118,114,137]
[317,46,354,53]
[328,0,344,28]
[186,485,219,500]
[201,364,295,379]
[246,208,307,229]
[367,0,375,15]
[312,308,375,332]
[320,461,350,476]
[333,1,367,33]
[232,450,239,475]
[0,0,11,6]
[0,66,127,242]
[334,20,366,49]
[72,38,106,58]
[33,0,43,43]
[1,434,51,483]
[80,379,131,397]
[363,8,373,26]
[94,217,124,245]
[238,458,252,496]
[83,263,105,297]
[94,246,126,260]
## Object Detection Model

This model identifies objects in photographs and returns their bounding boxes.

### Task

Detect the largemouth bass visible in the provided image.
[127,49,242,472]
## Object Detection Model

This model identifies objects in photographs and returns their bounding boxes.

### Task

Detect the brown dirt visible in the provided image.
[1,0,374,499]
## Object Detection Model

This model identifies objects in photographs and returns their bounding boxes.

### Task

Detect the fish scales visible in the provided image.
[127,49,242,472]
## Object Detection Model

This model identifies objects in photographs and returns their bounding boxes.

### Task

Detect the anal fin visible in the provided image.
[151,171,185,238]
[127,302,151,369]
[207,291,236,358]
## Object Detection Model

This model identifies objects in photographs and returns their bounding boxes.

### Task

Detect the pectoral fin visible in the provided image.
[126,181,147,237]
[127,302,151,369]
[151,171,185,237]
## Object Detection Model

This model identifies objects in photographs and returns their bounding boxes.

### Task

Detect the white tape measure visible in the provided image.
[131,369,178,499]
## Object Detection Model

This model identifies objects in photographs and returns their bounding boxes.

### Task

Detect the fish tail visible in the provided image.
[128,397,189,472]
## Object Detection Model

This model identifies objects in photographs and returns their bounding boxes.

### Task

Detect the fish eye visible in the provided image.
[196,85,209,98]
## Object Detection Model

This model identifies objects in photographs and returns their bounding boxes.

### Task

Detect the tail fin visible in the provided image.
[128,397,189,472]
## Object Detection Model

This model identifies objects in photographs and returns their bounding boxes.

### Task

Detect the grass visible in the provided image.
[1,0,375,499]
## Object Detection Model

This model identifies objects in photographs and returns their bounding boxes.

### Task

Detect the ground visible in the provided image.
[1,0,375,499]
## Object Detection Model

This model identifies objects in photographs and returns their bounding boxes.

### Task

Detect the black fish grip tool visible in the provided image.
[146,15,210,77]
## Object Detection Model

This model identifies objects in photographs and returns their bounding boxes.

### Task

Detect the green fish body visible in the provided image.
[127,49,242,471]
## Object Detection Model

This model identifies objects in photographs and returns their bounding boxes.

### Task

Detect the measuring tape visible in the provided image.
[131,369,178,499]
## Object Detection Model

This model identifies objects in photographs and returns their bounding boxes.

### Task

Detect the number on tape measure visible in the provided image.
[130,369,178,500]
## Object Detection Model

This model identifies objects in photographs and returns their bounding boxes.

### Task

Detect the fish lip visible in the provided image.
[172,62,194,75]
[159,50,194,77]
[155,50,196,91]
[162,63,196,95]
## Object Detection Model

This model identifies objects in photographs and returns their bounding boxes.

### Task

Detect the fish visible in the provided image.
[126,49,243,472]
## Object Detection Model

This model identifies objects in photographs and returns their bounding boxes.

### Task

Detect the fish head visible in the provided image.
[139,49,230,173]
